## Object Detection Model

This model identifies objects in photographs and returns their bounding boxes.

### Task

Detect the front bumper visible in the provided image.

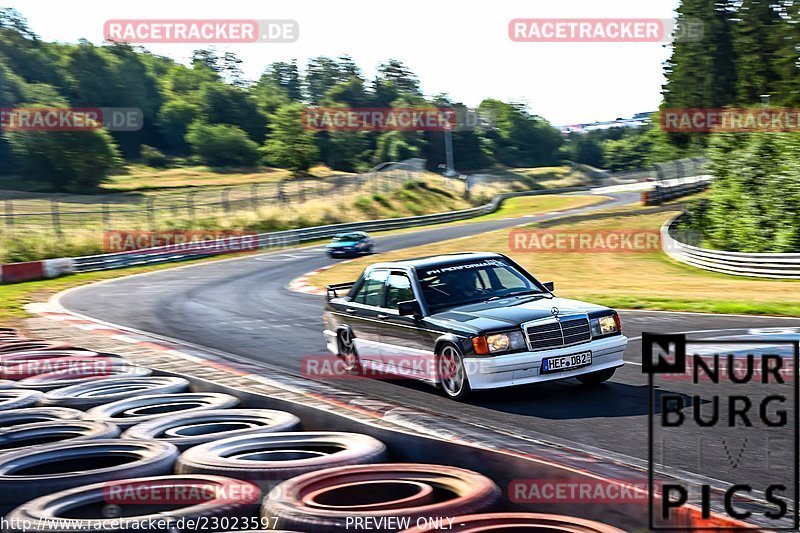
[464,334,627,390]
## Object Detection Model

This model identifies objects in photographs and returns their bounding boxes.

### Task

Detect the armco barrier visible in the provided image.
[0,174,711,283]
[641,175,712,206]
[0,258,75,284]
[0,187,590,282]
[662,214,800,279]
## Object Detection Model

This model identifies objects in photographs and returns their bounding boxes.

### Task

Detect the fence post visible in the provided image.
[187,192,196,227]
[4,199,12,231]
[146,197,156,231]
[250,184,259,213]
[50,199,62,235]
[300,180,306,202]
[102,202,110,229]
[221,190,231,215]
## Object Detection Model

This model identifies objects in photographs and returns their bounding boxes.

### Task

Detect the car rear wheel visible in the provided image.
[576,367,616,385]
[437,344,471,401]
[337,329,360,373]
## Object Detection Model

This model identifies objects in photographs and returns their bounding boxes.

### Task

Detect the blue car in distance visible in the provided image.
[325,231,374,257]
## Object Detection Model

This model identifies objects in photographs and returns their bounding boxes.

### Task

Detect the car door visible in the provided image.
[346,269,388,363]
[379,271,434,380]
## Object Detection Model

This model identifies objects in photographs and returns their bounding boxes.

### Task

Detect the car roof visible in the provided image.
[368,252,506,271]
[333,231,367,238]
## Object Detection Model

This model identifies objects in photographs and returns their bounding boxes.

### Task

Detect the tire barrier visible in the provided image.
[0,439,178,514]
[0,350,100,365]
[401,513,625,532]
[14,365,152,391]
[0,419,120,455]
[0,407,83,428]
[123,409,302,451]
[0,327,23,338]
[1,356,129,381]
[0,390,44,411]
[42,376,191,410]
[0,341,72,353]
[263,463,499,532]
[4,475,263,533]
[177,432,387,487]
[83,392,240,429]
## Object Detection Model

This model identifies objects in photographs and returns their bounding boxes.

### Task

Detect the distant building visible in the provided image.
[559,112,655,135]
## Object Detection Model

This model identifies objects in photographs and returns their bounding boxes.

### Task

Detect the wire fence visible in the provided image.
[0,164,425,234]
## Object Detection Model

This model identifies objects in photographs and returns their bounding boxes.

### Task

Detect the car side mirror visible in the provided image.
[543,281,555,292]
[398,299,422,318]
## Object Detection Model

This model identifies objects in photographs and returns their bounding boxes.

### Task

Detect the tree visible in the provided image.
[158,99,200,152]
[196,82,267,142]
[6,127,120,192]
[733,0,784,105]
[262,61,302,101]
[185,122,260,167]
[262,103,319,174]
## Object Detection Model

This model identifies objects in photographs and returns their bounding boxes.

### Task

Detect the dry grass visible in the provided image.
[309,200,800,316]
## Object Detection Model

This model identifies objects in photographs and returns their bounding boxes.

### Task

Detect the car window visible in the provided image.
[385,273,413,309]
[352,270,388,306]
[417,259,542,310]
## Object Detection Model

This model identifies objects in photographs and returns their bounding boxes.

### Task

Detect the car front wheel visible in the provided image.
[337,328,360,373]
[437,344,472,401]
[576,367,616,385]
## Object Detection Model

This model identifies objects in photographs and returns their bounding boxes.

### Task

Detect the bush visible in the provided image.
[186,122,260,167]
[139,144,169,167]
[6,128,120,193]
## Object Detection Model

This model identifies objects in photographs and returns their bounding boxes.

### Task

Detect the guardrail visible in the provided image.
[71,187,590,272]
[662,214,800,279]
[641,175,712,205]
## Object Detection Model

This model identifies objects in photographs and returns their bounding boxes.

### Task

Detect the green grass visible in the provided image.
[311,198,800,317]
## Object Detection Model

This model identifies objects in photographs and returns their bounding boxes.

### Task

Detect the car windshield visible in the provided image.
[417,258,544,311]
[332,234,362,242]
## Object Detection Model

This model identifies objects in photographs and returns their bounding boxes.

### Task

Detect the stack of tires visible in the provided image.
[0,329,622,532]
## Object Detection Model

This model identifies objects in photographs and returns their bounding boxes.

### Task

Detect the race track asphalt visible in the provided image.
[61,190,800,492]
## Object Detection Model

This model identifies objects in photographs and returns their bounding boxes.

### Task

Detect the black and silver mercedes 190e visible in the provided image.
[322,252,627,400]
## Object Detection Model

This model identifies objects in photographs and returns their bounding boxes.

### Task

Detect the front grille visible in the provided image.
[525,317,591,351]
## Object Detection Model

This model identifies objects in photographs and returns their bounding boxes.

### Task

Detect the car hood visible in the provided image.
[431,296,609,332]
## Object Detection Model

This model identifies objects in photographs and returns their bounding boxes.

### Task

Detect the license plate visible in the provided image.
[541,351,592,373]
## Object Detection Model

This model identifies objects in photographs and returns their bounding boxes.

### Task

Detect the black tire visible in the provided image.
[437,343,472,401]
[0,390,44,411]
[42,376,190,410]
[0,350,99,366]
[15,366,152,392]
[4,474,263,533]
[83,392,240,429]
[122,409,301,451]
[0,407,83,429]
[337,328,361,373]
[0,420,120,455]
[0,439,178,514]
[2,356,129,381]
[176,432,386,489]
[576,367,617,385]
[263,463,499,531]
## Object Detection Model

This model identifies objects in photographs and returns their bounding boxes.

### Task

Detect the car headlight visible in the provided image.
[590,314,620,337]
[474,331,527,354]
